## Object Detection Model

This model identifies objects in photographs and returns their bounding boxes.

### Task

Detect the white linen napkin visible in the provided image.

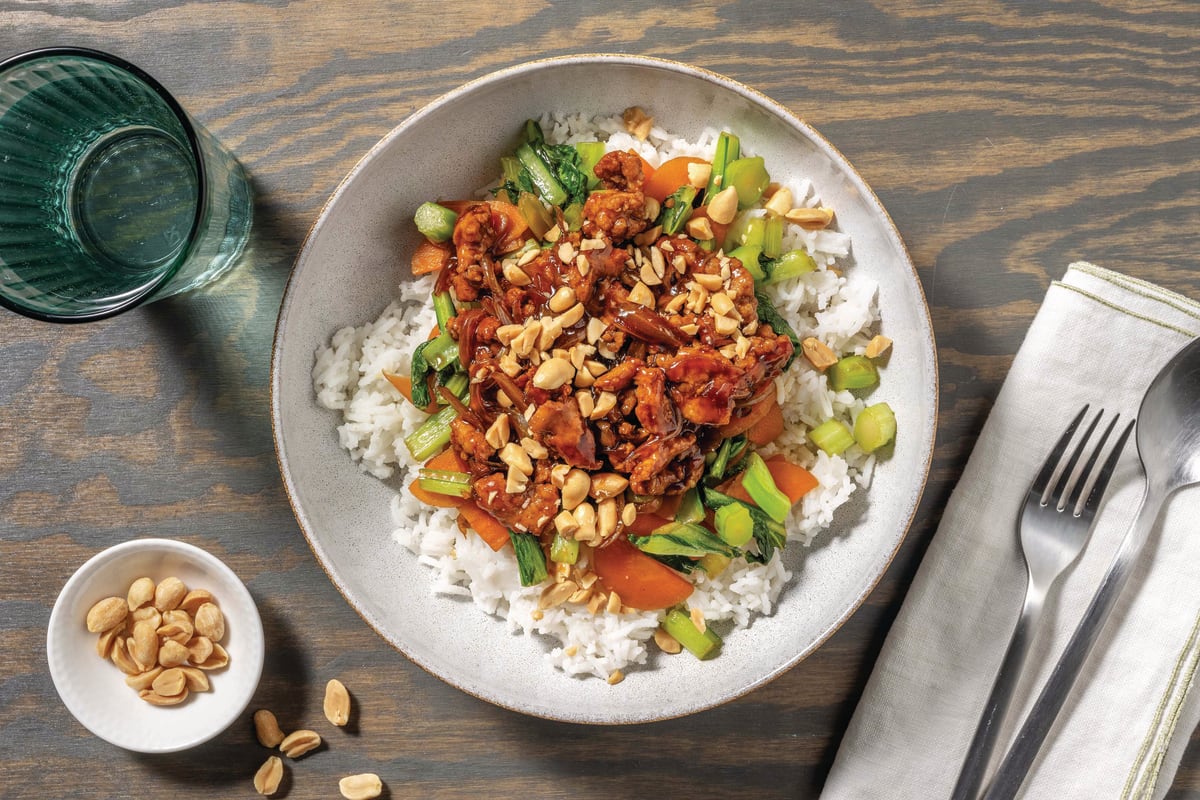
[821,263,1200,800]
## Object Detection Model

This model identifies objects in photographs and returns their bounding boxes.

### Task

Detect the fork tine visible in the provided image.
[1076,418,1136,516]
[1043,407,1100,507]
[1031,405,1089,500]
[1064,412,1119,512]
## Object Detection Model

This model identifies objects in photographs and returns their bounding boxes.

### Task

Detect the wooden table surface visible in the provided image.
[2,2,1198,798]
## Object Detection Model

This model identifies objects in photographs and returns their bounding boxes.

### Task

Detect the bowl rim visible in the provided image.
[46,537,265,751]
[271,53,937,723]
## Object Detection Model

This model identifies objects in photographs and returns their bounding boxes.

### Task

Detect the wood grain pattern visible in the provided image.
[0,1,1198,797]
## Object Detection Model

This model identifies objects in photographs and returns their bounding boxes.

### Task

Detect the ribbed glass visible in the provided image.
[0,49,252,322]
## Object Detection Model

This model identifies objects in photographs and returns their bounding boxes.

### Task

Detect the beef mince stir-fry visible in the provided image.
[392,117,896,653]
[439,149,792,542]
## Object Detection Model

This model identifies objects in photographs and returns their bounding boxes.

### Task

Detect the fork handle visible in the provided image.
[950,577,1047,800]
[982,486,1163,800]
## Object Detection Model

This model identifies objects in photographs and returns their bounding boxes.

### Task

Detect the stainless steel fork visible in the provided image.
[950,406,1135,800]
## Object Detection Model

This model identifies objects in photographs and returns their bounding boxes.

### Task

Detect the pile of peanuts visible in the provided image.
[251,678,383,799]
[84,576,229,705]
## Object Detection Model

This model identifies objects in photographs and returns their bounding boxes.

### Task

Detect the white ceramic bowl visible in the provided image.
[47,538,264,752]
[272,54,937,723]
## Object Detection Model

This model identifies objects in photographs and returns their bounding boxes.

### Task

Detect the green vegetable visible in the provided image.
[423,331,459,371]
[433,291,456,330]
[517,191,553,239]
[660,185,697,235]
[704,131,740,204]
[828,355,879,391]
[630,522,734,559]
[516,142,568,207]
[524,118,545,146]
[414,202,458,243]
[416,469,472,498]
[763,214,784,259]
[510,531,549,587]
[575,141,606,189]
[563,201,584,231]
[724,156,770,209]
[713,503,753,547]
[753,290,801,369]
[854,402,897,453]
[741,452,792,523]
[727,244,765,282]
[520,120,588,206]
[675,488,705,525]
[404,404,457,461]
[408,339,436,408]
[707,434,747,482]
[549,533,580,565]
[699,553,731,576]
[723,215,766,253]
[663,608,722,659]
[764,249,817,284]
[809,418,855,456]
[703,488,787,562]
[439,371,469,404]
[499,156,527,203]
[541,142,589,206]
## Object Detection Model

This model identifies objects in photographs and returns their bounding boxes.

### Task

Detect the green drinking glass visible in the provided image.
[0,47,253,322]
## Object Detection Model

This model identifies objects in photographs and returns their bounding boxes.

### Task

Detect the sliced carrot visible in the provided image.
[457,503,510,552]
[635,152,656,184]
[487,199,529,252]
[383,371,413,402]
[719,474,756,505]
[718,392,778,440]
[383,370,438,413]
[425,449,468,473]
[412,239,452,275]
[747,399,785,446]
[627,512,672,537]
[764,454,819,503]
[408,480,468,509]
[644,156,706,203]
[591,537,694,610]
[428,324,440,340]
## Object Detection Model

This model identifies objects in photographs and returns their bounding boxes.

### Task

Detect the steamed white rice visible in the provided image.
[312,113,881,680]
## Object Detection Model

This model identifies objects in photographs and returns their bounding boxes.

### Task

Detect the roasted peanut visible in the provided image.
[178,588,215,617]
[193,602,225,642]
[339,773,383,800]
[253,756,284,796]
[561,469,591,511]
[126,577,155,612]
[324,678,351,727]
[139,687,189,706]
[279,729,322,759]
[157,639,190,668]
[253,709,286,748]
[151,667,187,697]
[153,576,187,612]
[86,597,128,634]
[124,666,164,691]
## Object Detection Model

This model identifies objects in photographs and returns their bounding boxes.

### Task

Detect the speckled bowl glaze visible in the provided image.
[47,538,264,751]
[271,55,937,723]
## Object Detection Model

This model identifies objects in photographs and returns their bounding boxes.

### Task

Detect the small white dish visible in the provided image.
[47,538,264,753]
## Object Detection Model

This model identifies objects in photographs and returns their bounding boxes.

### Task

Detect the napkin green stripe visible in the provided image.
[1070,262,1200,319]
[1121,608,1200,799]
[1051,281,1198,338]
